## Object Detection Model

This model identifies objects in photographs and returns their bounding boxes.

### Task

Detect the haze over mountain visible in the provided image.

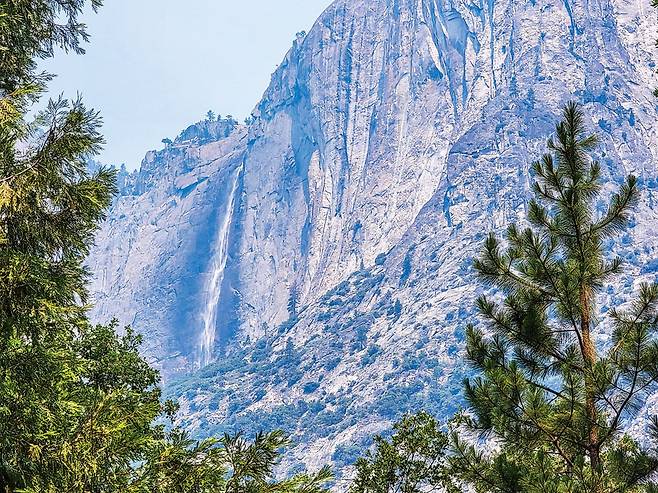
[87,0,658,473]
[42,0,333,169]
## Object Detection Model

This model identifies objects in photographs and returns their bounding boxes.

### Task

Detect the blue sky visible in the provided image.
[41,0,333,170]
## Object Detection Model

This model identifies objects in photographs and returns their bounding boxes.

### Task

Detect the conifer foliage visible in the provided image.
[0,1,121,489]
[451,103,658,492]
[349,412,449,493]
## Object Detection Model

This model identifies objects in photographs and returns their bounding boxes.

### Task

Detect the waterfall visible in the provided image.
[198,164,242,367]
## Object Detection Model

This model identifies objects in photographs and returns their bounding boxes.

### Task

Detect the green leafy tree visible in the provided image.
[451,103,658,492]
[349,412,450,493]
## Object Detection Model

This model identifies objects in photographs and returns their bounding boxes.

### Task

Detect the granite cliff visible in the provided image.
[87,0,658,473]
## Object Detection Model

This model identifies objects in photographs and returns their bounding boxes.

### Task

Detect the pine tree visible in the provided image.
[134,428,332,493]
[0,2,119,489]
[221,431,332,493]
[133,428,227,493]
[450,103,658,492]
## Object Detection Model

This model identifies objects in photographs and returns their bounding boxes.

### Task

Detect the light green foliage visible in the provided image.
[222,431,332,493]
[129,427,331,493]
[451,103,658,492]
[132,428,227,493]
[349,412,450,493]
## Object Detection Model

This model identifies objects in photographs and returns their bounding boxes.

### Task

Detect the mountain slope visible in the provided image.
[88,0,658,474]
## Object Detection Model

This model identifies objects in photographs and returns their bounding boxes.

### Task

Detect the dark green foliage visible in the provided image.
[349,412,450,493]
[0,0,102,98]
[389,300,402,321]
[452,103,658,492]
[360,344,381,367]
[303,381,321,394]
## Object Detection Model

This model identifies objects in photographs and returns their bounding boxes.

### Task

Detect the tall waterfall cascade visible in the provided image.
[198,164,243,367]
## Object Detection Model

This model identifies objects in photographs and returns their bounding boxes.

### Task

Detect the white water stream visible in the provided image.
[198,165,242,367]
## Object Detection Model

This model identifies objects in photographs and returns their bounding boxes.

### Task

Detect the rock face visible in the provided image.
[88,0,658,475]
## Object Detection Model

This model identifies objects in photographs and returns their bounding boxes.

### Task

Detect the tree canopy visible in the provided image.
[349,412,449,493]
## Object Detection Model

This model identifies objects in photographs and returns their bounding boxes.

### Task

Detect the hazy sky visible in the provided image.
[41,0,333,169]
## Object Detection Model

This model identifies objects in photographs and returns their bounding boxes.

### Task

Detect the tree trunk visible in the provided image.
[580,287,601,474]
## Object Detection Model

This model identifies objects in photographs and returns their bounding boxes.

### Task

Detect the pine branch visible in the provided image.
[590,175,638,239]
[601,284,658,446]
